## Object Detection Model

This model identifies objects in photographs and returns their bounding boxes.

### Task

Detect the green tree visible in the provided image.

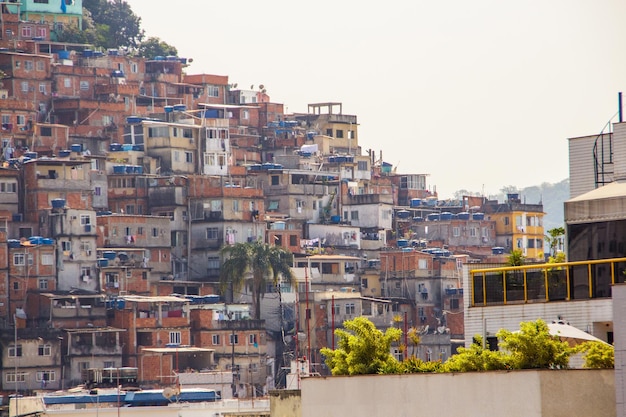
[574,341,614,369]
[497,319,570,369]
[444,336,511,372]
[545,227,565,257]
[321,317,402,375]
[507,249,526,266]
[137,37,178,59]
[219,241,294,320]
[83,0,144,49]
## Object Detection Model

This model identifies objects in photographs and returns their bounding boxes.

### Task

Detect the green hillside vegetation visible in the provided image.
[322,318,612,375]
[57,0,178,58]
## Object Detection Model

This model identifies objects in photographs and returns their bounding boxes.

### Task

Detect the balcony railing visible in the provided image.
[470,257,626,306]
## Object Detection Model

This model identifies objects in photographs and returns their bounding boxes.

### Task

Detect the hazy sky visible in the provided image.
[125,0,626,199]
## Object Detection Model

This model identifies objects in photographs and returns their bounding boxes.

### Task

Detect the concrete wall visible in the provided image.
[270,389,301,417]
[287,370,615,417]
[613,283,626,417]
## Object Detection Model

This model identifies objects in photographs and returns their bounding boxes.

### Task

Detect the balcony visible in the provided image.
[470,257,626,306]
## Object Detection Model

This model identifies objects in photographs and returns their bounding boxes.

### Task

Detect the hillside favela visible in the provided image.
[1,1,626,417]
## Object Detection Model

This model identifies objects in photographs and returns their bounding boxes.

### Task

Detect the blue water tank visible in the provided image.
[164,106,174,113]
[396,210,410,219]
[103,251,117,260]
[173,104,186,112]
[121,144,133,151]
[457,212,470,220]
[109,143,122,152]
[7,240,20,248]
[51,198,66,209]
[70,144,82,153]
[24,151,37,159]
[58,50,70,59]
[440,212,453,221]
[133,165,143,174]
[410,198,421,208]
[126,116,142,124]
[397,239,409,248]
[82,49,93,57]
[492,247,505,255]
[42,238,54,245]
[97,258,109,267]
[132,144,144,151]
[427,213,440,221]
[472,212,485,220]
[113,165,126,174]
[29,236,44,245]
[330,215,341,224]
[125,165,134,174]
[58,150,71,157]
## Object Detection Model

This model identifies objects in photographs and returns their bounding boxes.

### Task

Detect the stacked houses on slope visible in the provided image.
[0,0,546,398]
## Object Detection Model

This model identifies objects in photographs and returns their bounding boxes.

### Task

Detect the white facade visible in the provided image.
[289,370,615,417]
[462,265,614,347]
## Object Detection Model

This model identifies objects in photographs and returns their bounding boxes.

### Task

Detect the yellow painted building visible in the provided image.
[484,194,545,261]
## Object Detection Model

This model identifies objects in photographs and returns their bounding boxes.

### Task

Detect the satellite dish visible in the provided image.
[162,386,180,400]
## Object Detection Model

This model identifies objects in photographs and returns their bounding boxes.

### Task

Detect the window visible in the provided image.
[41,253,53,265]
[418,259,428,269]
[208,256,220,275]
[36,60,45,71]
[104,361,115,369]
[9,344,22,357]
[504,217,509,225]
[13,253,33,266]
[21,26,32,38]
[450,298,459,310]
[345,303,355,315]
[6,372,26,383]
[152,227,159,237]
[185,151,193,163]
[242,110,249,120]
[16,115,25,126]
[357,161,368,171]
[36,371,55,382]
[21,82,29,92]
[169,331,181,345]
[350,210,359,220]
[80,215,91,225]
[36,27,47,38]
[333,303,340,316]
[206,227,218,239]
[290,234,297,246]
[39,278,48,290]
[207,85,219,97]
[61,241,71,252]
[326,128,332,136]
[249,334,257,345]
[38,344,51,356]
[469,227,477,237]
[0,182,17,193]
[335,129,344,138]
[229,334,239,345]
[271,175,279,186]
[80,81,89,91]
[24,61,33,70]
[452,227,460,237]
[232,200,240,212]
[130,62,138,73]
[212,334,220,345]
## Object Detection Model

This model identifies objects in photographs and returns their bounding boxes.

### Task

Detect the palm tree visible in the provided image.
[219,240,295,320]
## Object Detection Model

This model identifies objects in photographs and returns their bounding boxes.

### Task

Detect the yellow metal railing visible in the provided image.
[470,257,626,306]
